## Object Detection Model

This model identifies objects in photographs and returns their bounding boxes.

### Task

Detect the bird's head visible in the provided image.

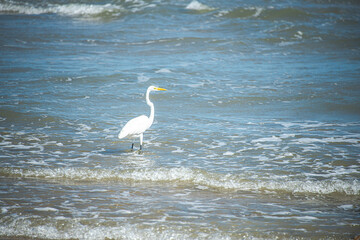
[149,86,167,91]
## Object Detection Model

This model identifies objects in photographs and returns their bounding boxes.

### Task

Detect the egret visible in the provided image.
[118,86,167,150]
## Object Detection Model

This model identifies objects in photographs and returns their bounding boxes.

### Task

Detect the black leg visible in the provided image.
[131,143,134,150]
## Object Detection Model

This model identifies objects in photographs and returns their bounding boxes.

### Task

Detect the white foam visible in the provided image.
[0,2,123,17]
[1,207,8,214]
[155,68,172,73]
[188,82,205,88]
[338,204,353,210]
[325,136,360,145]
[216,10,229,17]
[1,167,359,195]
[34,207,58,212]
[137,73,150,83]
[294,31,303,39]
[223,151,234,156]
[172,147,185,153]
[251,136,282,143]
[178,138,189,142]
[2,143,37,150]
[253,7,263,17]
[277,122,298,128]
[262,215,317,221]
[209,141,226,149]
[78,123,92,131]
[52,4,120,16]
[294,216,318,221]
[279,41,296,46]
[185,1,213,11]
[280,133,295,139]
[275,121,356,129]
[26,159,48,166]
[0,218,230,240]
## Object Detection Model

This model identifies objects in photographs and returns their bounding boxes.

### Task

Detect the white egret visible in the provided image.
[118,86,167,150]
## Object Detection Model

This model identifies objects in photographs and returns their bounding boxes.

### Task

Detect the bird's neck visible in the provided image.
[146,89,155,124]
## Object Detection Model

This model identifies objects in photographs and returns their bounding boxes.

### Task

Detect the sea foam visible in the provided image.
[0,217,229,240]
[185,1,213,11]
[1,167,359,195]
[0,2,122,17]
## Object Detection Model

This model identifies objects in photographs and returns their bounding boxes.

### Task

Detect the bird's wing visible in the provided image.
[118,115,150,139]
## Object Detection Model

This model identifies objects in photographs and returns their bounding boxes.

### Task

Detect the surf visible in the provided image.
[1,166,359,195]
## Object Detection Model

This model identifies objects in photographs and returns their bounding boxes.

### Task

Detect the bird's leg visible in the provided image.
[131,143,134,150]
[139,133,143,151]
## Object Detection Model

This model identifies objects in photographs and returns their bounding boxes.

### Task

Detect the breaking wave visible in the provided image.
[216,6,311,20]
[186,0,214,11]
[0,1,124,17]
[1,167,359,195]
[0,216,268,240]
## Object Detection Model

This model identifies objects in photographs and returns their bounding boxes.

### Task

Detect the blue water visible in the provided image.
[1,0,360,239]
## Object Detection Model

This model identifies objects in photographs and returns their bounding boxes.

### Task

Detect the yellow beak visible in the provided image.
[155,87,167,91]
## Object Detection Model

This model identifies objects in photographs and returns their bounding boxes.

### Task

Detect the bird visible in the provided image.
[118,86,167,150]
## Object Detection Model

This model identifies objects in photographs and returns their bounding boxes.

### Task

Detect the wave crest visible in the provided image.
[186,1,214,11]
[0,1,123,17]
[1,167,359,196]
[217,6,310,21]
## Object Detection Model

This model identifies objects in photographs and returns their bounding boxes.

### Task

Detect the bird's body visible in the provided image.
[118,86,166,150]
[118,115,150,139]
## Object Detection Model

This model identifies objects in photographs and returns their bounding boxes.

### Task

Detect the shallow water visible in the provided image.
[1,0,360,239]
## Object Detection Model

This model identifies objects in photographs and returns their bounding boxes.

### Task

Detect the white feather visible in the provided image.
[118,86,166,150]
[118,115,150,139]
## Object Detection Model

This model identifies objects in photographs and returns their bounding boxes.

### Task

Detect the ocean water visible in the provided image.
[0,0,360,239]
